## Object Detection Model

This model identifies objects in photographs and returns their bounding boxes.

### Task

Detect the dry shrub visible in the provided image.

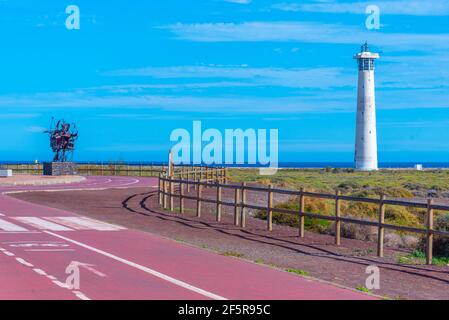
[257,178,272,186]
[328,218,378,241]
[384,206,421,227]
[380,187,415,199]
[419,214,449,257]
[304,197,331,215]
[384,233,403,248]
[255,196,332,232]
[342,202,378,219]
[402,235,419,249]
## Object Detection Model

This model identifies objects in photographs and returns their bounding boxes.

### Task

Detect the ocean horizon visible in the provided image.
[2,161,449,169]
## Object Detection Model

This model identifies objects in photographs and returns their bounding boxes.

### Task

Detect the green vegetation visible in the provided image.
[220,251,245,258]
[255,197,332,233]
[356,286,371,293]
[231,168,449,253]
[397,250,449,266]
[228,168,449,196]
[286,268,310,277]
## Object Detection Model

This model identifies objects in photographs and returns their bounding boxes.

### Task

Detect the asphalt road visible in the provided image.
[0,176,374,300]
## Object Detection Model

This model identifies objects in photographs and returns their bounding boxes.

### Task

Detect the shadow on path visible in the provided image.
[121,191,449,286]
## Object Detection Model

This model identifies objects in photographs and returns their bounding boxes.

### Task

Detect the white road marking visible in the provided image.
[73,291,90,301]
[52,280,69,289]
[118,178,140,187]
[2,250,15,257]
[33,268,47,276]
[0,231,41,234]
[15,257,34,267]
[0,247,89,301]
[14,217,73,231]
[45,217,125,231]
[0,218,29,232]
[3,241,66,244]
[25,249,75,252]
[45,231,227,300]
[9,242,69,248]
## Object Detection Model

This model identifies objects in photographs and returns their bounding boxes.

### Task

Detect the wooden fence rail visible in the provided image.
[159,173,449,265]
[2,163,223,178]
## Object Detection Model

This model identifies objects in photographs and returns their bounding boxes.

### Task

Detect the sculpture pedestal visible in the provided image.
[43,162,78,176]
[0,169,12,178]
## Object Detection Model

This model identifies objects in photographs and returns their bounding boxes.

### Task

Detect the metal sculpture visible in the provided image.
[45,118,78,162]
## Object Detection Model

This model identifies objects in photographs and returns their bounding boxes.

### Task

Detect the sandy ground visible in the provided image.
[0,174,85,186]
[11,186,449,300]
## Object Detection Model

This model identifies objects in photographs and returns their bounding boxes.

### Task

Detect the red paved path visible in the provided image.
[0,176,375,300]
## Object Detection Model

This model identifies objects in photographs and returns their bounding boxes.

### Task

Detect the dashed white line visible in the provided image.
[15,257,34,267]
[2,250,15,257]
[45,231,227,300]
[0,247,89,300]
[33,268,47,276]
[73,291,90,301]
[52,280,69,289]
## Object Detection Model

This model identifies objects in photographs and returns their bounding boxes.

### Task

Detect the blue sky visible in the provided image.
[0,0,448,163]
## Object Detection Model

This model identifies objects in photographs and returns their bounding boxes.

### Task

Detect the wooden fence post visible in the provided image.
[186,171,190,193]
[377,194,386,257]
[299,187,305,238]
[180,175,184,214]
[241,182,247,228]
[169,177,174,211]
[234,186,240,226]
[158,174,162,205]
[267,185,273,231]
[426,198,434,265]
[163,177,168,209]
[335,190,341,246]
[193,168,197,190]
[196,180,202,218]
[216,181,222,222]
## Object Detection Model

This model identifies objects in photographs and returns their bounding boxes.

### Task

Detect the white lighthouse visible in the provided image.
[354,42,379,171]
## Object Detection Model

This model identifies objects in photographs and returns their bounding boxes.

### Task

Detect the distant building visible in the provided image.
[354,42,379,171]
[415,164,423,171]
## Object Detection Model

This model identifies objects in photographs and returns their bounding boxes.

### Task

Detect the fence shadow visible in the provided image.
[120,191,449,286]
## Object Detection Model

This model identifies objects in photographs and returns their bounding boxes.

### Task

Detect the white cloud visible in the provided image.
[0,113,39,119]
[273,1,449,16]
[26,126,47,133]
[161,21,449,50]
[104,65,353,89]
[224,0,252,4]
[0,91,351,113]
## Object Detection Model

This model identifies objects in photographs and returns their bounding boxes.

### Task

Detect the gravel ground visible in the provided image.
[11,186,449,300]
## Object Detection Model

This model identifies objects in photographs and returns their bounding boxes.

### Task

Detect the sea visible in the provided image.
[1,161,449,169]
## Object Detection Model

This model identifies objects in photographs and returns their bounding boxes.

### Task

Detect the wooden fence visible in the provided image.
[77,163,165,177]
[2,162,168,177]
[159,171,449,265]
